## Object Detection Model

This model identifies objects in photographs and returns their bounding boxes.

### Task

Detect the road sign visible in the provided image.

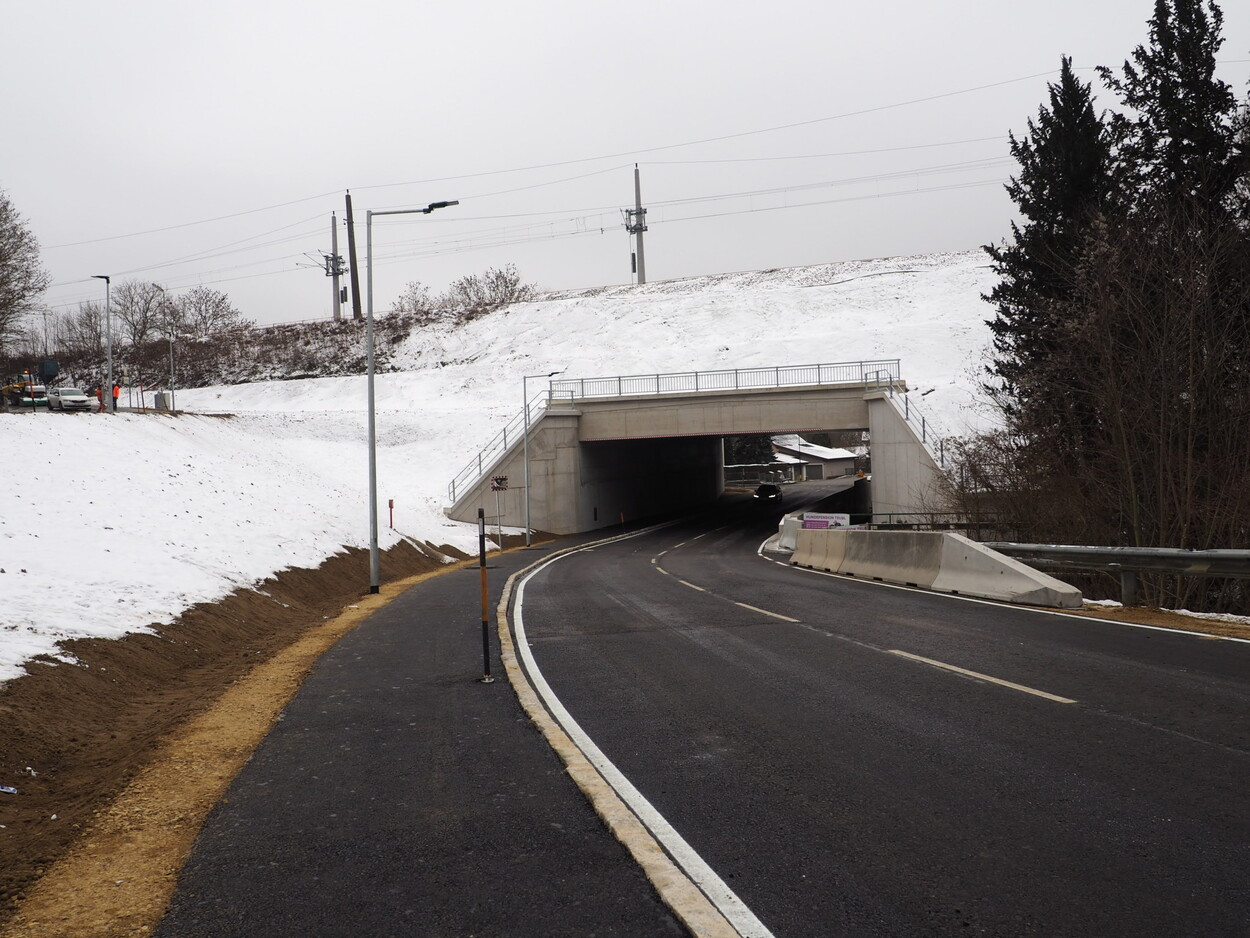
[490,475,508,492]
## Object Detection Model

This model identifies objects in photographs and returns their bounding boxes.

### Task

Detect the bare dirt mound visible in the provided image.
[0,540,446,924]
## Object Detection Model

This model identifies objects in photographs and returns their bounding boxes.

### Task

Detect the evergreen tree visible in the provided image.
[963,1,1250,594]
[983,56,1116,410]
[1097,0,1247,212]
[724,434,775,466]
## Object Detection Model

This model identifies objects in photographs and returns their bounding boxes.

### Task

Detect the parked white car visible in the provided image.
[47,387,93,412]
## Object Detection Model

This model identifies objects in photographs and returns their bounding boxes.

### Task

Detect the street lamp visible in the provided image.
[523,370,563,547]
[365,200,459,593]
[90,275,112,413]
[154,285,176,412]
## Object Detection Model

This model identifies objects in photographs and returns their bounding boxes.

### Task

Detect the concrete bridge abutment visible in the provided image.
[445,365,947,536]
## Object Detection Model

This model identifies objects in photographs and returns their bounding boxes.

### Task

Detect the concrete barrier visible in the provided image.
[839,530,942,589]
[932,534,1082,608]
[818,528,847,573]
[790,527,825,569]
[777,515,802,552]
[792,526,849,572]
[788,528,1082,609]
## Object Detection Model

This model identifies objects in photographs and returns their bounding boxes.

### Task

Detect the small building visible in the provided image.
[771,434,860,481]
[724,454,801,484]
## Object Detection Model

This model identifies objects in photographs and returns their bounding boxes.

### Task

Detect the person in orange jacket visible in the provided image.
[95,387,105,412]
[111,383,120,413]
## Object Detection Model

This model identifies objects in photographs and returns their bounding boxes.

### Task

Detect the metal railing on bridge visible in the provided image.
[448,360,902,503]
[550,360,901,400]
[864,370,951,469]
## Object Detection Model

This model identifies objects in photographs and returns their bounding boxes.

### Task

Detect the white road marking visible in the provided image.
[655,565,669,576]
[734,602,799,623]
[888,649,1077,704]
[679,580,708,592]
[514,549,774,938]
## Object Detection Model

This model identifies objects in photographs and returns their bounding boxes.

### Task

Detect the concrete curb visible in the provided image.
[496,533,743,938]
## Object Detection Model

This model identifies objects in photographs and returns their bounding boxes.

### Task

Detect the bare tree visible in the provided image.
[59,301,106,358]
[1065,205,1250,559]
[440,264,535,319]
[0,190,51,357]
[113,280,164,349]
[178,286,248,338]
[390,281,437,322]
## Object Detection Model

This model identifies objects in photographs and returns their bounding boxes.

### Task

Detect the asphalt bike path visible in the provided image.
[153,535,689,938]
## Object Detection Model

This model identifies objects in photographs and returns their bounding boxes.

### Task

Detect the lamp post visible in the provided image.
[523,370,563,547]
[365,200,459,593]
[90,275,112,413]
[154,285,176,412]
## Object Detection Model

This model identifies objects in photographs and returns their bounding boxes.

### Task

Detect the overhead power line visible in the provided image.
[44,69,1056,251]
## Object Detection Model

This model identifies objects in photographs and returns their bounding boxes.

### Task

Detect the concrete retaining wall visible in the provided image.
[865,392,946,518]
[789,528,1082,609]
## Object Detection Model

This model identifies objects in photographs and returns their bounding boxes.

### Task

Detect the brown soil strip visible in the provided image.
[0,540,466,937]
[1062,603,1250,641]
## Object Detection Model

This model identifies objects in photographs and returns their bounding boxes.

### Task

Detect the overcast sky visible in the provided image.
[5,0,1249,327]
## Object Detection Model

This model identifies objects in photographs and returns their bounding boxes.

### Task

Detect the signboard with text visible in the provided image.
[801,512,850,529]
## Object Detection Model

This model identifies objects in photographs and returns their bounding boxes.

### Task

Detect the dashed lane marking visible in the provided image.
[734,602,799,623]
[888,649,1077,704]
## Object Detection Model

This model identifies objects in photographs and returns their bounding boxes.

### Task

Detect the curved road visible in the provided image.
[514,484,1250,937]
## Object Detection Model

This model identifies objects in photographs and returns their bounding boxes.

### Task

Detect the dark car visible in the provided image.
[753,483,783,502]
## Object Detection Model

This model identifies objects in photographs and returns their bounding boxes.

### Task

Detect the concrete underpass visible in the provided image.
[444,362,946,535]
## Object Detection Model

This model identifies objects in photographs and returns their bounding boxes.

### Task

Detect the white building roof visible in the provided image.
[771,434,857,461]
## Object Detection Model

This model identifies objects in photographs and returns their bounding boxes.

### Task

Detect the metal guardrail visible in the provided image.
[448,360,903,503]
[984,542,1250,605]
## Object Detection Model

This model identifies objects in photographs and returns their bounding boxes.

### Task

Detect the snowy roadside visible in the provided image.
[1,251,1002,683]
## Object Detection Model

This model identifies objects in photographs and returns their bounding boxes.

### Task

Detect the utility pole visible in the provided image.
[624,163,648,284]
[344,191,364,321]
[327,212,345,322]
[91,275,113,414]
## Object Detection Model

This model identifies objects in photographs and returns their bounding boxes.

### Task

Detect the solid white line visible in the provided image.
[515,560,774,938]
[734,602,799,623]
[888,649,1077,704]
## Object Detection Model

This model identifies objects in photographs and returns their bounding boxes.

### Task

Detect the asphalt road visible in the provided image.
[515,484,1250,937]
[155,537,689,938]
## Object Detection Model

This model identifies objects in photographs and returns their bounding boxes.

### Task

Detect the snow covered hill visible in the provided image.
[0,250,998,683]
